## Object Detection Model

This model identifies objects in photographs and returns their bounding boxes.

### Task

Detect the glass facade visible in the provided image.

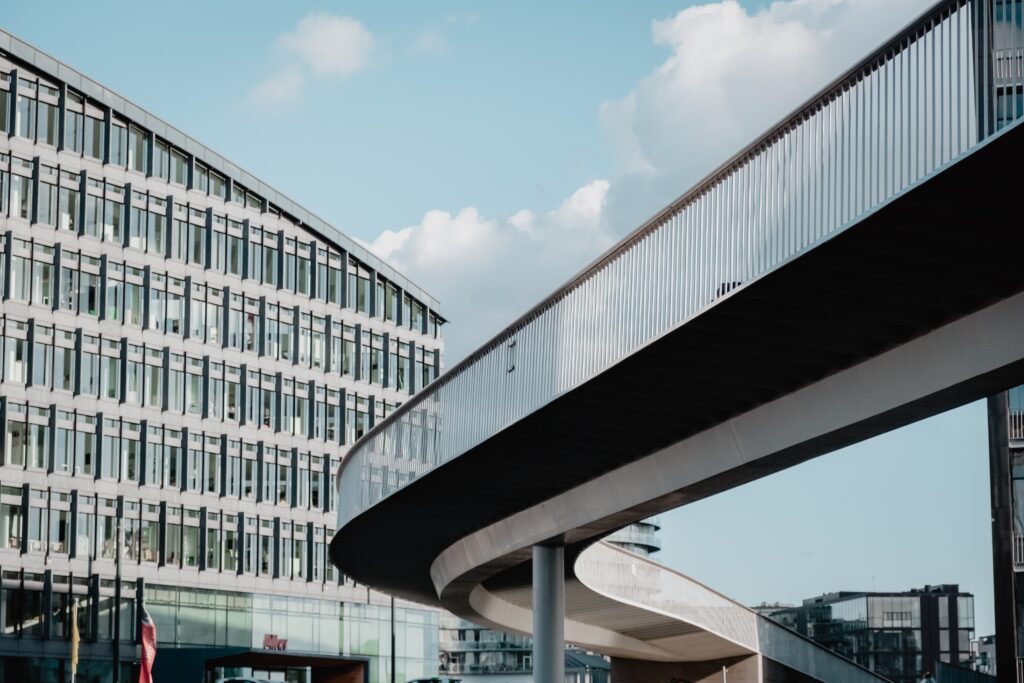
[765,587,975,683]
[0,31,444,683]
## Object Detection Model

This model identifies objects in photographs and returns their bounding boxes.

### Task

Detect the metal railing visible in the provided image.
[337,0,1021,528]
[1009,408,1024,441]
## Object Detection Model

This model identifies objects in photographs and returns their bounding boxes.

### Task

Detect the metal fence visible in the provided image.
[337,0,1021,528]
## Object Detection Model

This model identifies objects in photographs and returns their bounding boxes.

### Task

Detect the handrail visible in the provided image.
[338,0,1001,527]
[341,0,974,463]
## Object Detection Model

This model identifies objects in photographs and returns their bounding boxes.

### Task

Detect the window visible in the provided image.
[128,125,147,173]
[167,290,184,335]
[84,194,102,238]
[101,346,120,401]
[54,342,75,392]
[31,335,52,389]
[9,254,29,302]
[189,223,206,265]
[1,491,22,548]
[125,282,143,327]
[58,187,78,232]
[146,354,164,410]
[11,174,32,220]
[84,115,104,160]
[38,182,57,226]
[38,101,57,145]
[80,343,102,397]
[100,419,119,479]
[210,171,226,200]
[148,210,166,255]
[53,419,71,473]
[105,270,123,322]
[206,516,221,570]
[4,409,26,466]
[31,257,53,307]
[264,242,278,287]
[79,272,100,316]
[104,199,123,243]
[152,139,168,179]
[27,418,49,470]
[195,163,210,193]
[227,233,243,276]
[15,93,36,139]
[65,107,83,153]
[110,123,127,166]
[149,287,165,332]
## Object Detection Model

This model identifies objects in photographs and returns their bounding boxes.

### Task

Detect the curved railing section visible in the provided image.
[338,0,999,529]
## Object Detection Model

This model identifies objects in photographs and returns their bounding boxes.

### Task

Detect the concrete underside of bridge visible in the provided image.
[332,120,1024,667]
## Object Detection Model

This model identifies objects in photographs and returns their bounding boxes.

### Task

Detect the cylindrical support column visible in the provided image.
[532,544,565,683]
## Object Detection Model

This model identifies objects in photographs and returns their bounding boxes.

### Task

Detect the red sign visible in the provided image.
[263,633,288,651]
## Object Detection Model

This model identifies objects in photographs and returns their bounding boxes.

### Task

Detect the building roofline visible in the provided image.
[0,26,441,313]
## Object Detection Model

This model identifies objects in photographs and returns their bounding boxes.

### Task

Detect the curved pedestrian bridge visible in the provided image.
[333,1,1024,679]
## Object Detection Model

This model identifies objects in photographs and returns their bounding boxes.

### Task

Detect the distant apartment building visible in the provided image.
[972,635,997,676]
[762,584,975,683]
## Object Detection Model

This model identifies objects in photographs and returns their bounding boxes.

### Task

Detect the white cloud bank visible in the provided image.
[371,181,613,361]
[251,14,374,108]
[370,0,935,362]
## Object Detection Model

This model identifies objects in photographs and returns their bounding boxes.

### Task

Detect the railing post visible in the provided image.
[533,544,564,683]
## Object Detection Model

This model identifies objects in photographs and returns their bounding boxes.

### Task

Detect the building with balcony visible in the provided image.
[989,385,1024,681]
[437,519,660,683]
[986,1,1024,679]
[0,28,445,683]
[761,585,976,683]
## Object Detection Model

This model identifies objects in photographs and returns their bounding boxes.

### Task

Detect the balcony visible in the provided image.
[995,47,1024,87]
[1009,408,1024,442]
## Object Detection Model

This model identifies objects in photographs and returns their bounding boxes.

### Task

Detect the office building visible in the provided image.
[0,28,444,683]
[762,585,976,683]
[985,1,1024,676]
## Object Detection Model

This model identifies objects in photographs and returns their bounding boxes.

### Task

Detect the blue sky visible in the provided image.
[4,0,995,635]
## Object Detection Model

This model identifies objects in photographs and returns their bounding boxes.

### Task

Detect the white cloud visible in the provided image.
[280,14,374,78]
[371,0,936,362]
[413,13,480,55]
[250,13,374,107]
[413,28,448,55]
[598,0,935,231]
[370,181,612,361]
[249,65,304,109]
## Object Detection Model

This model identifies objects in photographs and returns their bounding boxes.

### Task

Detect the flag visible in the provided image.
[139,604,157,683]
[70,598,79,683]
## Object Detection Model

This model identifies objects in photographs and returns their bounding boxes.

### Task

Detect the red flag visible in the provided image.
[139,605,157,683]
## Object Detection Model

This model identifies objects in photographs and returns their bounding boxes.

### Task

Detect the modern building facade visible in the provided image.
[984,2,1024,677]
[438,519,660,683]
[0,29,445,683]
[988,386,1024,682]
[762,585,976,683]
